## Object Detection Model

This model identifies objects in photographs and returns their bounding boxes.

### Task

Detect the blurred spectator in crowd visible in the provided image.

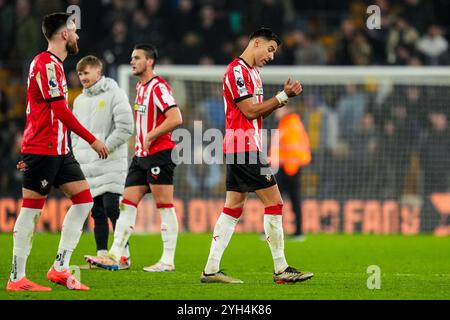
[186,145,222,197]
[416,25,449,65]
[0,121,22,197]
[378,119,402,198]
[378,104,418,199]
[403,86,427,129]
[334,19,356,65]
[386,17,420,64]
[34,0,64,19]
[365,13,393,64]
[130,10,153,45]
[197,4,229,63]
[419,112,450,195]
[67,70,82,110]
[334,19,373,65]
[291,31,326,65]
[170,0,197,41]
[393,45,414,65]
[141,0,168,49]
[97,19,132,78]
[402,0,434,34]
[303,93,338,154]
[302,93,339,198]
[349,32,372,65]
[143,0,167,18]
[0,87,8,124]
[345,113,378,197]
[199,83,225,131]
[337,84,368,142]
[102,0,132,36]
[14,0,40,64]
[0,0,449,69]
[198,55,215,65]
[252,0,285,37]
[173,32,204,64]
[0,0,14,61]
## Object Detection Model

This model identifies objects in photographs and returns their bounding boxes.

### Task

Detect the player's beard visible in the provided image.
[133,66,146,76]
[66,40,79,55]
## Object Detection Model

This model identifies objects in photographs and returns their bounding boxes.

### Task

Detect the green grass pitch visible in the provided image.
[0,233,449,300]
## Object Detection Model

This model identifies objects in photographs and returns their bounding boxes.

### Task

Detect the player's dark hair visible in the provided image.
[134,44,158,68]
[249,27,281,46]
[42,12,73,40]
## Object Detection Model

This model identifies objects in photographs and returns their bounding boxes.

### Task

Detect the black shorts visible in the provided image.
[226,152,277,193]
[22,153,86,195]
[125,149,176,189]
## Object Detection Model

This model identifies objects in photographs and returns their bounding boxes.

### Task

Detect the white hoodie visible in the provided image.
[72,76,134,197]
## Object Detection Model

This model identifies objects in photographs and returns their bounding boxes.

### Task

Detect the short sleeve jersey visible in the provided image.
[134,75,177,157]
[223,58,264,154]
[22,51,69,155]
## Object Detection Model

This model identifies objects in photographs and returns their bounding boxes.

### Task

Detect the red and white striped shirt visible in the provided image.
[223,58,264,154]
[134,76,177,157]
[22,51,70,155]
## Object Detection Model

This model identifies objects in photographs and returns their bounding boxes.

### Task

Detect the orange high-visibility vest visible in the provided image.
[270,113,311,176]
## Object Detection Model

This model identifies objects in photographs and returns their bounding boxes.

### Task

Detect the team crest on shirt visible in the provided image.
[41,179,49,188]
[150,167,160,180]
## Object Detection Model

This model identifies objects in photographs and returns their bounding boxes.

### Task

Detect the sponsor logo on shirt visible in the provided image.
[134,103,147,114]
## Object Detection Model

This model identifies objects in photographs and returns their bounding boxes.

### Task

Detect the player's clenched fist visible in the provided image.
[283,77,302,97]
[90,139,109,159]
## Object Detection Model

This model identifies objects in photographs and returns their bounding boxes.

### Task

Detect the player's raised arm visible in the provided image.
[237,77,303,120]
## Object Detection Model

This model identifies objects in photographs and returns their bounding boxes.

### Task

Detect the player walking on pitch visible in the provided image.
[200,28,314,284]
[85,44,183,272]
[6,13,109,291]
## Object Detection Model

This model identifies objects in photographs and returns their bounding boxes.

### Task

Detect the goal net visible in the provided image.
[118,65,450,235]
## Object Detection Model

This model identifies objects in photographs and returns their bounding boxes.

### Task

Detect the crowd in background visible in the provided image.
[1,0,450,199]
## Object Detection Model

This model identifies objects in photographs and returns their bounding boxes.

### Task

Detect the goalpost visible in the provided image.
[118,65,450,235]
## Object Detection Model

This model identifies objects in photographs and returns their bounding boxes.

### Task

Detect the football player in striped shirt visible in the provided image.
[200,28,314,284]
[6,13,109,291]
[85,44,183,272]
